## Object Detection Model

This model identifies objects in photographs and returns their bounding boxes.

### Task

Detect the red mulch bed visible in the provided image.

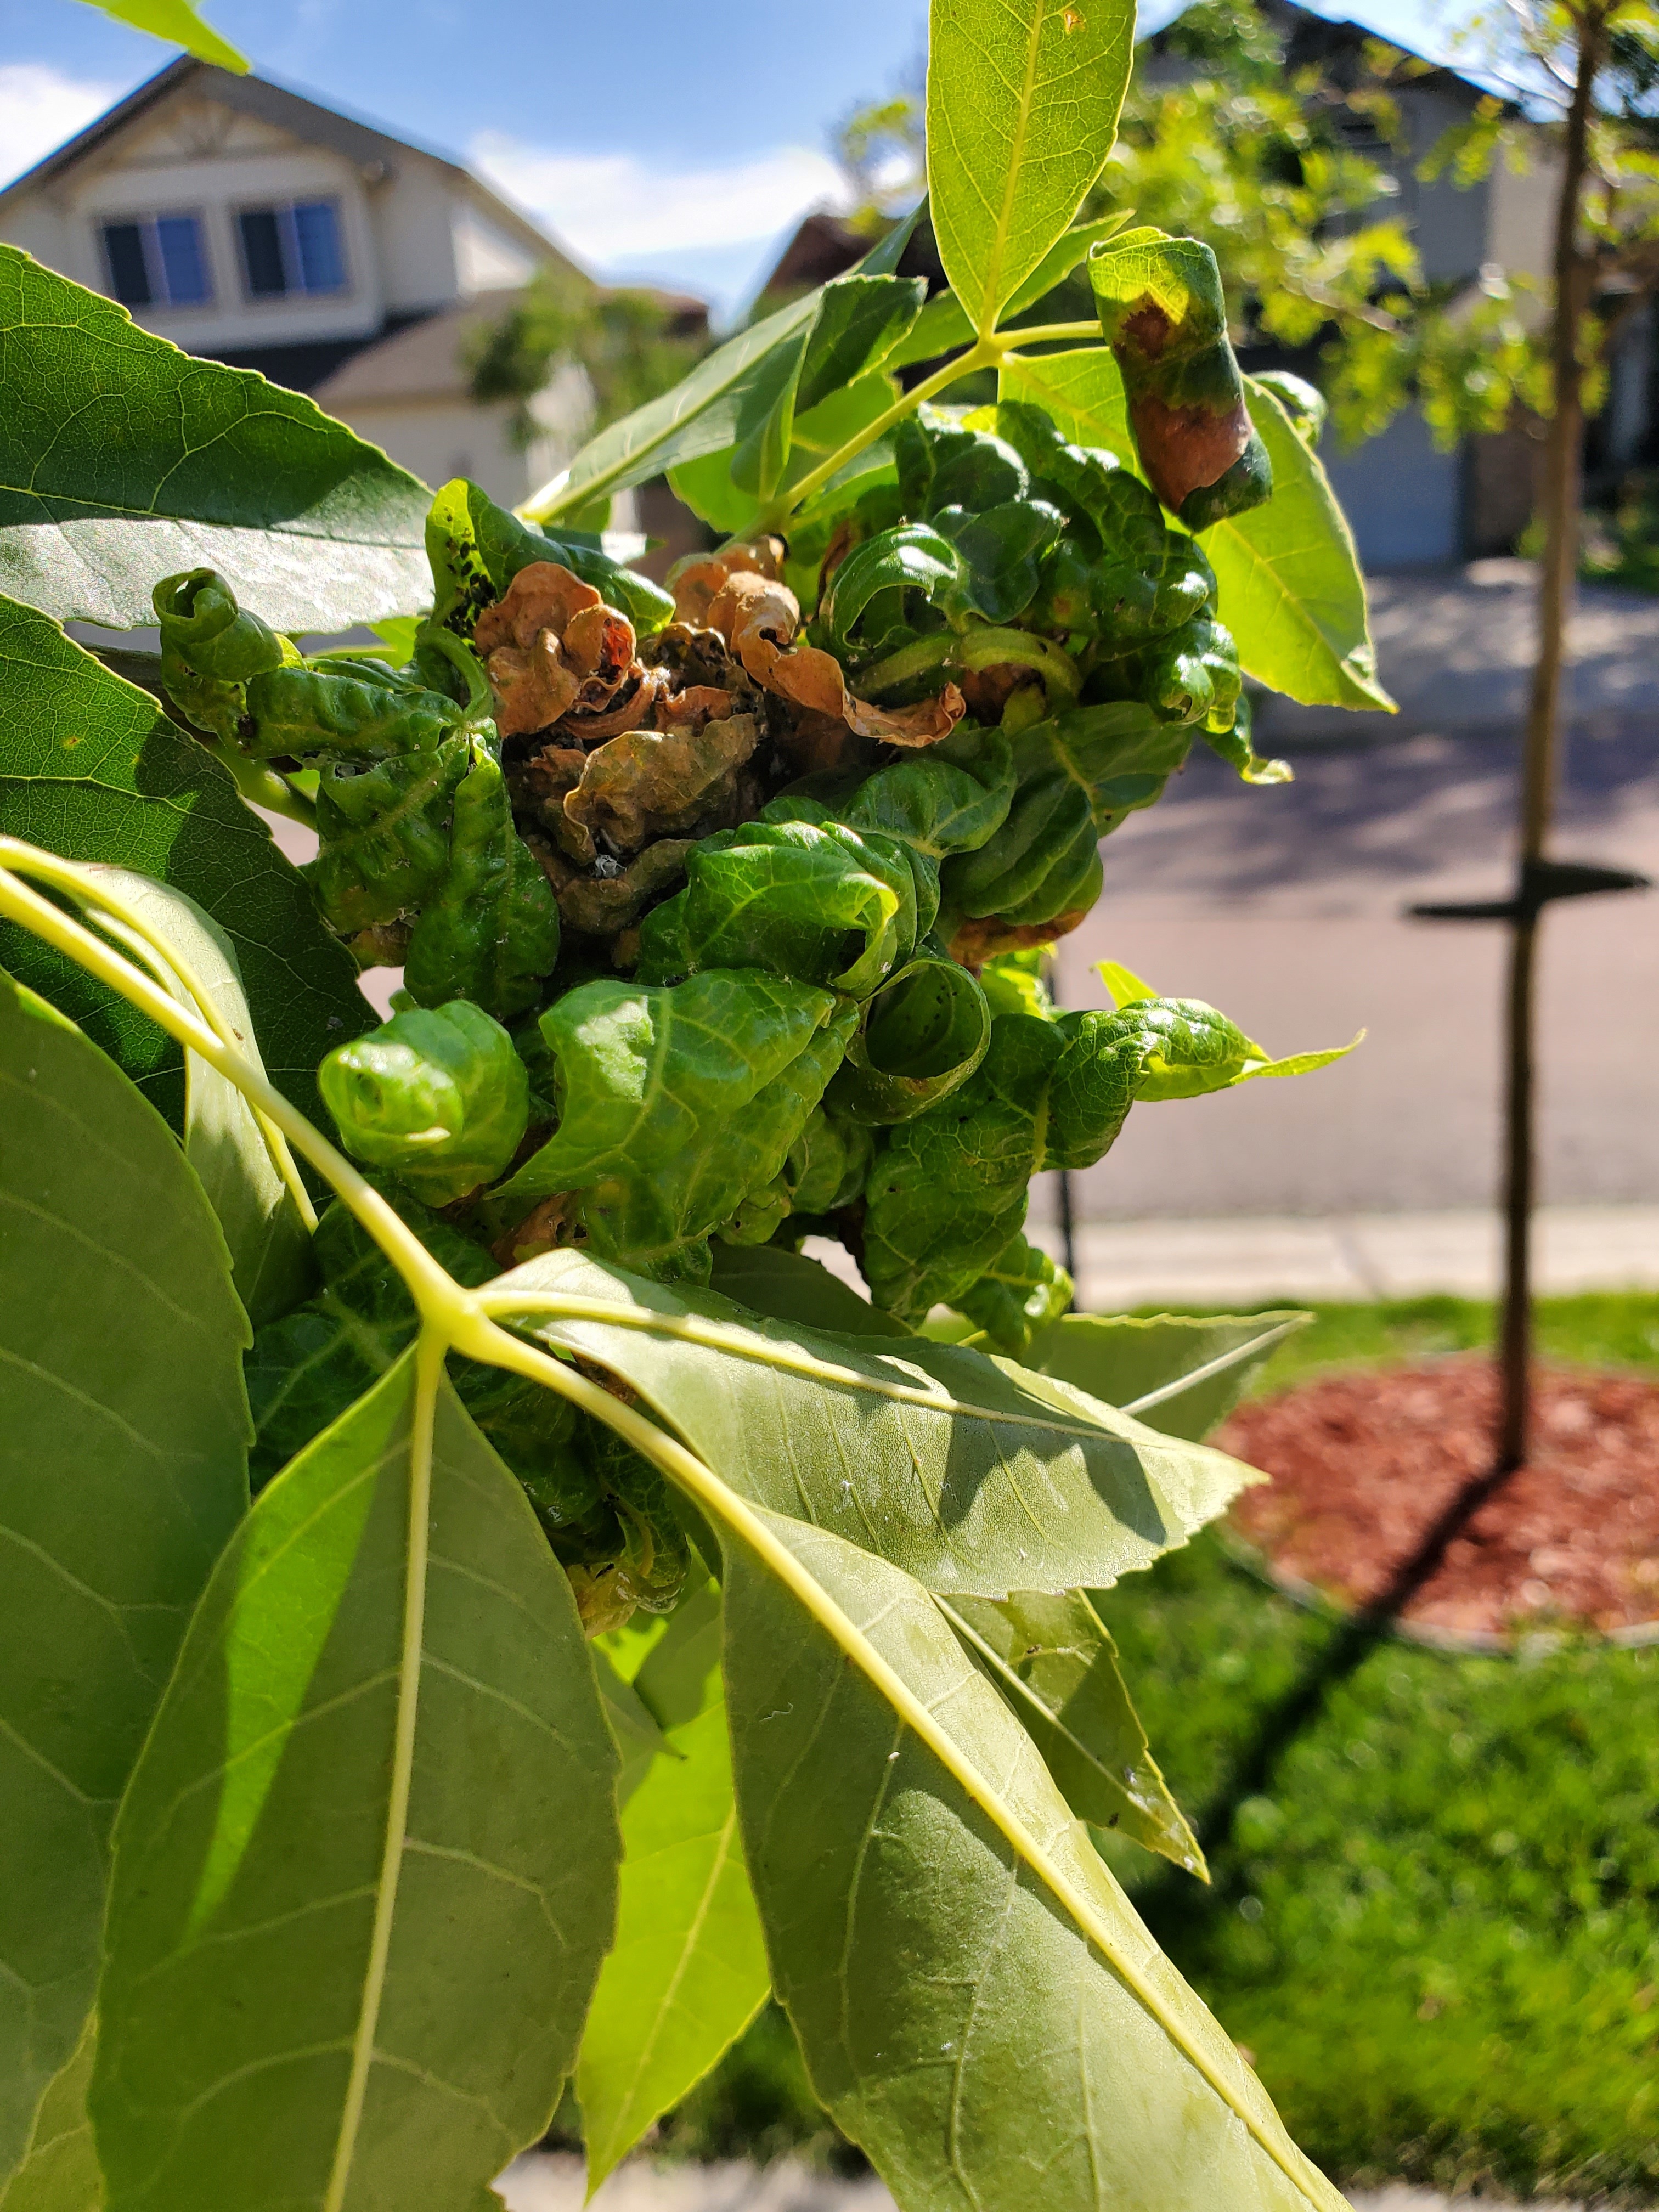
[1218,1356,1659,1640]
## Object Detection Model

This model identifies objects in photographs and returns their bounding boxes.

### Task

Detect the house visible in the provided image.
[0,58,610,510]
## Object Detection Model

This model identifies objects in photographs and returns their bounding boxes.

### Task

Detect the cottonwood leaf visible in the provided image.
[885,214,1134,374]
[707,1244,912,1340]
[721,1504,1348,2212]
[529,213,923,522]
[0,597,372,1131]
[83,1,246,69]
[578,1587,770,2188]
[1026,1311,1307,1442]
[92,1353,620,2212]
[0,972,247,2189]
[927,0,1133,335]
[0,251,430,630]
[997,350,1391,709]
[493,1247,1261,1598]
[591,1647,674,1804]
[0,2017,102,2212]
[79,866,313,1327]
[488,972,856,1275]
[940,1590,1203,1874]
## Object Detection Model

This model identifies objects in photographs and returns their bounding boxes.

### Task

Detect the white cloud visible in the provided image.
[469,132,848,272]
[0,63,125,190]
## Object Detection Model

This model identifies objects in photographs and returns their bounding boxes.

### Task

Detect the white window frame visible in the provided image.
[97,210,215,312]
[233,196,351,304]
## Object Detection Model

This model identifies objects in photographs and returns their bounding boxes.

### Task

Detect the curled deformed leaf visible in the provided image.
[676,554,966,749]
[319,999,530,1204]
[308,735,471,938]
[548,838,695,940]
[486,969,859,1277]
[563,712,761,856]
[828,947,991,1125]
[1088,229,1273,526]
[636,816,917,998]
[475,560,638,738]
[943,701,1188,938]
[241,664,464,763]
[950,1227,1072,1357]
[425,475,673,643]
[403,744,561,1020]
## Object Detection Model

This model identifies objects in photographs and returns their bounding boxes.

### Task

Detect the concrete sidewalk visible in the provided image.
[494,2154,1579,2212]
[1023,1199,1659,1310]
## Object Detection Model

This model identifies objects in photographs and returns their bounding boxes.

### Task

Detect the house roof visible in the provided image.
[312,290,517,405]
[0,55,582,279]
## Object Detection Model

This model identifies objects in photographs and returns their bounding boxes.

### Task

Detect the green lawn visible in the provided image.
[662,1295,1659,2199]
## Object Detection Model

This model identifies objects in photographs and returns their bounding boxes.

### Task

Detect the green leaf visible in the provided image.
[670,371,900,540]
[402,746,562,1023]
[531,215,924,523]
[493,1247,1260,1598]
[422,477,673,641]
[827,946,991,1125]
[78,867,313,1327]
[940,1589,1204,1874]
[590,1646,674,1804]
[0,251,430,630]
[0,972,247,2188]
[885,215,1136,374]
[1210,378,1393,710]
[82,0,247,69]
[943,702,1188,932]
[0,2018,102,2212]
[998,350,1392,709]
[529,291,826,520]
[721,1504,1346,2212]
[927,0,1134,335]
[92,1352,620,2212]
[0,598,373,1131]
[950,1228,1071,1358]
[707,1244,912,1340]
[578,1588,770,2188]
[1026,1310,1307,1441]
[487,972,859,1277]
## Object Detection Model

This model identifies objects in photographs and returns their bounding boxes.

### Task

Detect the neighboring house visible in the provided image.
[0,58,605,509]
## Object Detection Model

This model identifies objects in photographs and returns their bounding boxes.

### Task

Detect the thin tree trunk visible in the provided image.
[1498,8,1603,1472]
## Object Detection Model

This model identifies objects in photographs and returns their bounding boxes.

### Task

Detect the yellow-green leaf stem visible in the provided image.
[0,839,315,1230]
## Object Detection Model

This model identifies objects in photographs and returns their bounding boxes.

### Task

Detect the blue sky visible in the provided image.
[1,0,1479,319]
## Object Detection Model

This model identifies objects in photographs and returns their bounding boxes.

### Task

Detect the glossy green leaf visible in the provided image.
[721,1504,1347,2212]
[578,1587,770,2187]
[0,252,430,630]
[828,947,991,1125]
[0,598,373,1130]
[944,702,1188,932]
[0,972,247,2189]
[422,477,673,641]
[493,1246,1260,1598]
[769,725,1015,865]
[92,1353,620,2212]
[402,747,561,1022]
[530,292,826,520]
[488,971,859,1277]
[950,1228,1071,1357]
[940,1590,1203,1874]
[998,349,1391,709]
[77,866,313,1327]
[320,1000,529,1205]
[1026,1310,1307,1442]
[1209,379,1393,710]
[82,0,246,68]
[927,0,1133,335]
[670,373,900,540]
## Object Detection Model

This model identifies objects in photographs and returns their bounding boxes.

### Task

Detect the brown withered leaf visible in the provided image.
[669,540,783,628]
[949,907,1090,967]
[515,748,596,864]
[555,839,694,938]
[476,562,602,656]
[703,566,966,751]
[563,713,761,854]
[567,668,664,741]
[492,1192,585,1270]
[657,682,737,732]
[488,633,581,738]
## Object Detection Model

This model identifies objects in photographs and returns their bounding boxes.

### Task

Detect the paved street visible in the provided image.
[1051,564,1659,1234]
